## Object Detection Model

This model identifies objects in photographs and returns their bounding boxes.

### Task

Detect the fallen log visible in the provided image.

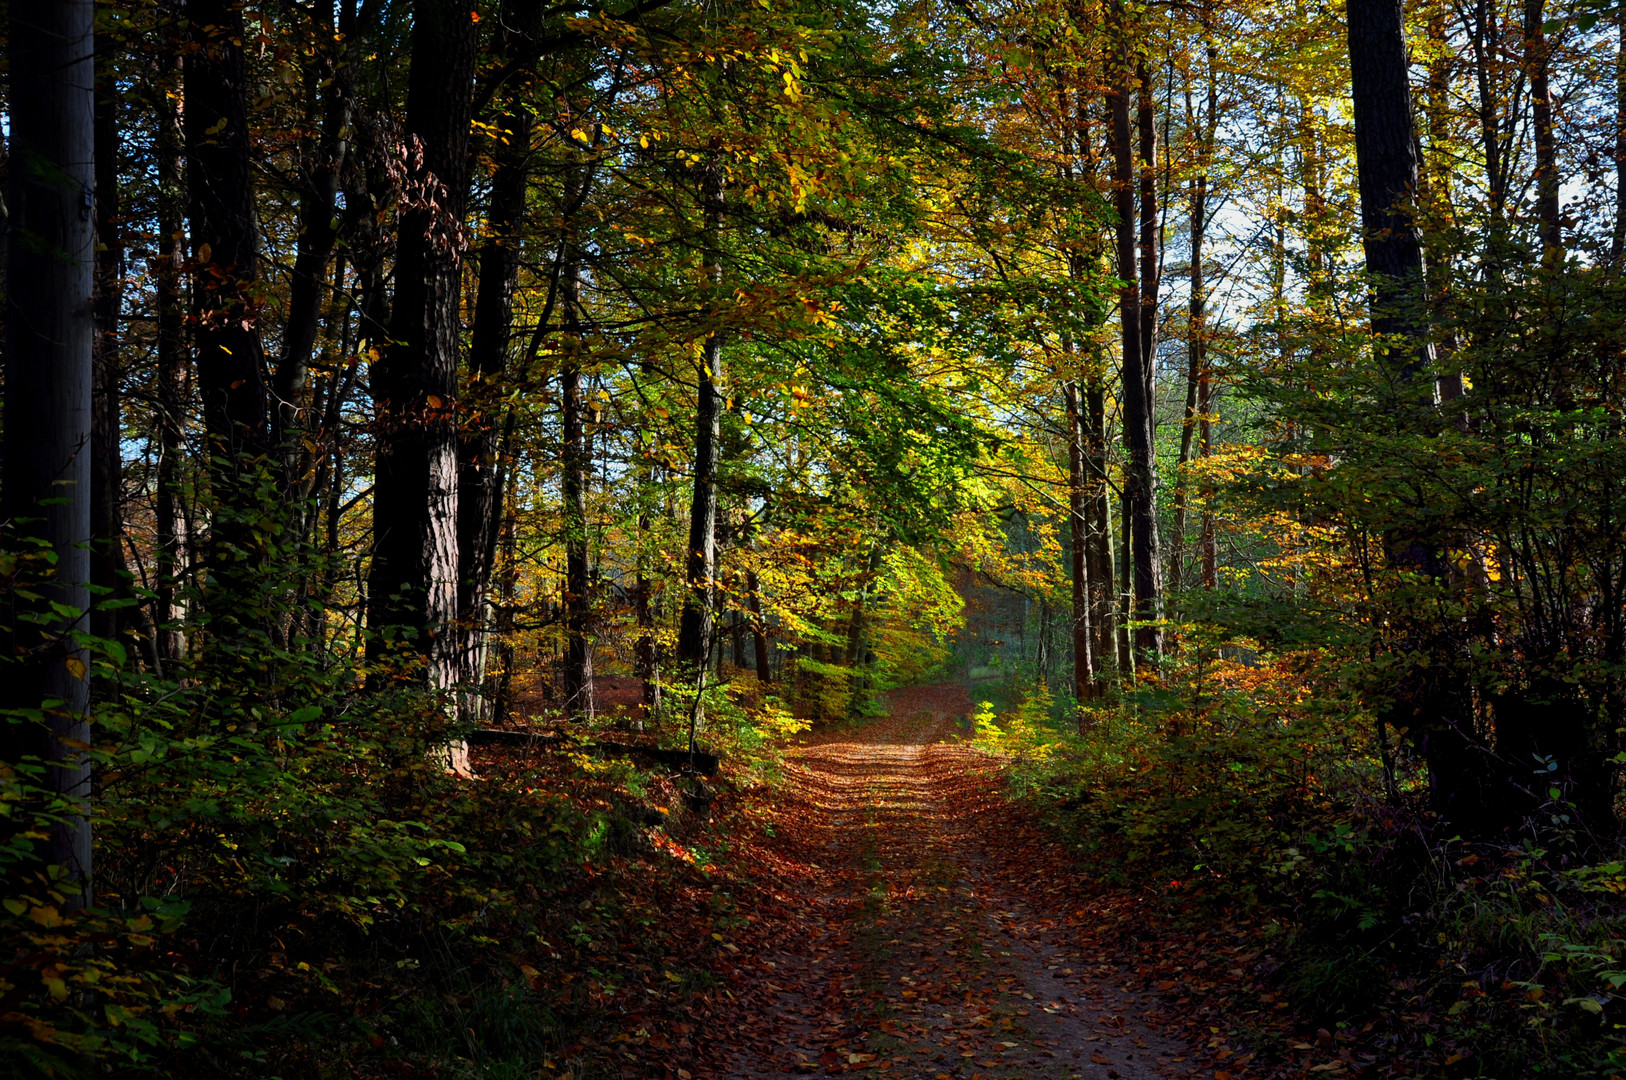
[467,729,719,776]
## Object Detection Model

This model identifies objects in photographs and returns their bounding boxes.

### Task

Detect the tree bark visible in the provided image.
[1108,10,1164,661]
[1065,380,1095,714]
[1348,0,1432,356]
[366,0,478,723]
[1522,0,1561,261]
[154,7,188,666]
[560,259,595,721]
[458,55,536,722]
[3,0,97,901]
[274,11,353,492]
[92,41,130,657]
[678,157,726,669]
[185,0,273,640]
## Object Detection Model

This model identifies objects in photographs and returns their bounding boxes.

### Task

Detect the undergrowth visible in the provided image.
[976,638,1626,1078]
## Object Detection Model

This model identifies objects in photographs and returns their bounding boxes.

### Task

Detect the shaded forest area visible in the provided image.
[7,0,1626,1075]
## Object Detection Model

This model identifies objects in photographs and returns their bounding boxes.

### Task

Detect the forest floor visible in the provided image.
[675,683,1324,1080]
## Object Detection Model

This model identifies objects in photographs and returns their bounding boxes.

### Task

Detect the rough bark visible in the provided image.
[366,0,478,721]
[1348,0,1432,353]
[3,0,97,900]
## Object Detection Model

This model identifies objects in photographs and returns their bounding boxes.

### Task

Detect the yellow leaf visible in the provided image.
[30,905,62,928]
[197,242,212,263]
[64,657,86,681]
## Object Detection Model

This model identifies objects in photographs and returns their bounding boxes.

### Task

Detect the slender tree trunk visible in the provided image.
[636,470,662,710]
[1065,380,1095,715]
[186,0,273,639]
[274,19,352,498]
[366,0,477,737]
[1136,60,1159,390]
[92,42,132,658]
[458,0,542,722]
[748,567,772,684]
[3,0,97,901]
[458,146,529,721]
[678,157,725,669]
[1616,7,1626,262]
[1085,379,1117,673]
[561,259,594,721]
[1171,162,1205,596]
[1523,0,1561,261]
[1108,12,1164,661]
[154,8,187,664]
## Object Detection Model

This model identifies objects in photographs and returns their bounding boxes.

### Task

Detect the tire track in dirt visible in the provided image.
[721,684,1197,1079]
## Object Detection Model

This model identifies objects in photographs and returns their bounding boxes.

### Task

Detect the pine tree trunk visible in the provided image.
[3,0,97,902]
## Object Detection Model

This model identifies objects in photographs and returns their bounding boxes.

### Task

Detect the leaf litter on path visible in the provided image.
[715,684,1197,1080]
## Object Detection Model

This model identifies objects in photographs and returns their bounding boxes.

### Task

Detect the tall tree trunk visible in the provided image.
[1085,378,1117,673]
[1348,0,1434,358]
[154,6,188,665]
[3,0,97,901]
[1108,11,1164,661]
[92,39,132,659]
[1065,380,1095,715]
[1522,0,1561,261]
[1172,37,1216,597]
[185,0,273,641]
[366,0,477,731]
[1136,60,1159,391]
[1616,7,1626,262]
[458,124,533,722]
[678,156,725,669]
[560,259,594,721]
[274,11,353,496]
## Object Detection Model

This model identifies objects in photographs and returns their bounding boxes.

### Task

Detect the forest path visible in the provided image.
[720,683,1196,1079]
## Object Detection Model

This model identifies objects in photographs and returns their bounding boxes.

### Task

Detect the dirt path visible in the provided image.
[720,684,1199,1079]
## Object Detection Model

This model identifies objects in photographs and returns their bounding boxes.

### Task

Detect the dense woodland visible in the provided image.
[7,0,1626,1075]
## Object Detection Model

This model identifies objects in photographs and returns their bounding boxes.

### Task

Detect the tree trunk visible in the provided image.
[1108,12,1164,661]
[366,0,477,734]
[92,43,132,659]
[561,259,595,721]
[1522,0,1561,261]
[678,157,725,669]
[3,0,97,902]
[154,12,188,666]
[1348,0,1433,354]
[748,567,772,684]
[1173,31,1217,597]
[186,0,274,643]
[274,14,353,494]
[458,154,528,719]
[1065,380,1095,715]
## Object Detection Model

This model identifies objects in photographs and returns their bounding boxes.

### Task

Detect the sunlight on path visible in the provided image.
[723,684,1195,1079]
